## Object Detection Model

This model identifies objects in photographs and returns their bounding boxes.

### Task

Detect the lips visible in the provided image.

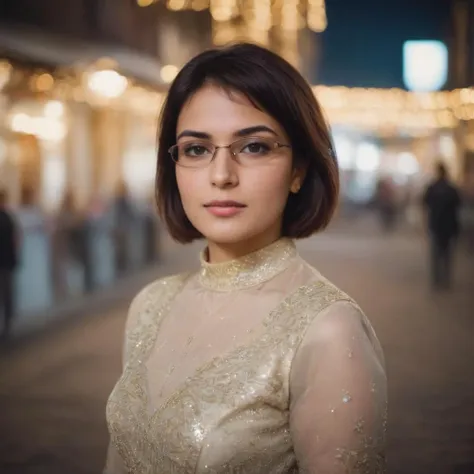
[203,200,246,208]
[203,200,247,217]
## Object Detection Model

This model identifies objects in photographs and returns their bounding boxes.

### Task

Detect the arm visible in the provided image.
[290,301,387,473]
[103,285,153,474]
[103,443,127,474]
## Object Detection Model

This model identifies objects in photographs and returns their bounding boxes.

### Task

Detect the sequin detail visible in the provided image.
[335,438,386,474]
[199,238,297,291]
[342,390,353,403]
[105,246,387,473]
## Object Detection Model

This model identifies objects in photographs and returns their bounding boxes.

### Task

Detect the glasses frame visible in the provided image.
[168,136,291,168]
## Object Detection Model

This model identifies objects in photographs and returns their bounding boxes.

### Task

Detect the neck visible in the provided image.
[207,230,282,264]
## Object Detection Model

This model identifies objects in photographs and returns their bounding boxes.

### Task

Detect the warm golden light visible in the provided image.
[137,0,155,6]
[160,65,179,83]
[33,73,55,92]
[210,0,238,22]
[307,0,327,32]
[0,60,12,90]
[191,0,209,10]
[86,69,128,99]
[10,112,67,142]
[7,51,474,137]
[44,100,64,118]
[167,0,187,10]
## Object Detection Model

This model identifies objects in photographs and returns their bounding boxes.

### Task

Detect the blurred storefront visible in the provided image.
[0,58,163,212]
[0,55,164,319]
[2,58,473,213]
[2,61,474,212]
[0,0,328,210]
[319,86,474,206]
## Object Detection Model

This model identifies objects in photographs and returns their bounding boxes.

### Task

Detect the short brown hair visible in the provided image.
[156,42,339,243]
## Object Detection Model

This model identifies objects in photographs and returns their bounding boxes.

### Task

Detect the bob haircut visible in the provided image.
[156,42,339,243]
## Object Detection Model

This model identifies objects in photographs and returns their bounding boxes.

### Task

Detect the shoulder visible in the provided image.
[301,275,367,336]
[271,263,356,337]
[304,298,370,344]
[121,271,193,364]
[301,269,378,343]
[282,266,383,356]
[297,281,385,370]
[290,261,354,310]
[125,272,192,338]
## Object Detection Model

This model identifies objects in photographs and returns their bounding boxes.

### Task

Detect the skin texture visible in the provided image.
[175,84,304,263]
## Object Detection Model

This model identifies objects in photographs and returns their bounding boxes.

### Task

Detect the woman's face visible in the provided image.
[175,84,302,253]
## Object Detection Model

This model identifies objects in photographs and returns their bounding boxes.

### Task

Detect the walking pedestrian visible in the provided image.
[0,189,19,339]
[423,162,461,289]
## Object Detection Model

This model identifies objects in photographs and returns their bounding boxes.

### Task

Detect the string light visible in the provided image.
[137,0,156,6]
[0,60,12,90]
[134,0,328,69]
[167,0,187,11]
[31,73,55,92]
[280,0,304,31]
[4,60,474,133]
[307,0,327,32]
[210,0,238,22]
[191,0,209,11]
[160,65,179,83]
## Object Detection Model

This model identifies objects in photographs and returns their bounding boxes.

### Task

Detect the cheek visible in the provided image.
[245,165,293,204]
[176,169,201,206]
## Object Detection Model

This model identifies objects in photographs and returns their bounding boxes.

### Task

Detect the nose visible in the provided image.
[209,147,239,189]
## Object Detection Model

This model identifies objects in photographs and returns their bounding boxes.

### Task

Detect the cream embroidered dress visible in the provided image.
[105,238,387,473]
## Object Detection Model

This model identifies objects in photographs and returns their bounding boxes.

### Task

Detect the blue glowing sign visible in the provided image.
[403,40,448,92]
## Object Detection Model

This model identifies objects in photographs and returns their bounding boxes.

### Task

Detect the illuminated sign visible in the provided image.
[403,40,448,92]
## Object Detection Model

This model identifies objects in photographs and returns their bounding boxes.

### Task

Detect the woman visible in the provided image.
[105,43,387,473]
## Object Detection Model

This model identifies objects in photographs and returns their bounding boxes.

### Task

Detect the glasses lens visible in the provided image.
[231,137,281,165]
[172,141,214,167]
[169,145,179,163]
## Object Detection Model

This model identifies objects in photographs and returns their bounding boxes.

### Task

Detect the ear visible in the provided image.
[290,166,307,194]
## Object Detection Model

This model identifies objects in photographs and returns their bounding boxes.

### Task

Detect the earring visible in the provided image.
[291,182,300,193]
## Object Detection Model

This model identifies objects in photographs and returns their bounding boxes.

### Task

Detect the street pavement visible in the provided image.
[0,217,473,474]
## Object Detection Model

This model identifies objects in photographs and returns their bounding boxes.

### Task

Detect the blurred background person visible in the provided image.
[375,175,399,232]
[144,189,160,262]
[52,190,86,300]
[422,162,462,290]
[0,189,19,340]
[111,181,134,275]
[462,177,474,253]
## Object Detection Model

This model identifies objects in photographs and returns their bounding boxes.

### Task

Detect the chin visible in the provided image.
[197,221,264,247]
[202,229,253,246]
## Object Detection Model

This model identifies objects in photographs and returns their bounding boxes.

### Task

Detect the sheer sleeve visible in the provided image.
[103,442,127,474]
[103,283,155,474]
[289,300,387,473]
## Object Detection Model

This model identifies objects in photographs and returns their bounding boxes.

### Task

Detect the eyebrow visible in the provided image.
[176,125,278,141]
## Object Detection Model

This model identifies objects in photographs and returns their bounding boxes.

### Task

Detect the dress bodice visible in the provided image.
[105,239,387,473]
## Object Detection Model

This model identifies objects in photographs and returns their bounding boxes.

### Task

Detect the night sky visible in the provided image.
[318,0,452,88]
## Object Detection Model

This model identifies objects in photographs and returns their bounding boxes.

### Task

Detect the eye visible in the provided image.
[182,143,212,157]
[239,139,272,155]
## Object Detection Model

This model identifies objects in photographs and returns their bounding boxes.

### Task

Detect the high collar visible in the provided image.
[198,238,298,291]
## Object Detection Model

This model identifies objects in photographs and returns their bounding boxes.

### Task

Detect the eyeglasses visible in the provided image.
[169,136,291,168]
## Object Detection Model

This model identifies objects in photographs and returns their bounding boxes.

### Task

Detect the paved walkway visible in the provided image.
[0,221,473,474]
